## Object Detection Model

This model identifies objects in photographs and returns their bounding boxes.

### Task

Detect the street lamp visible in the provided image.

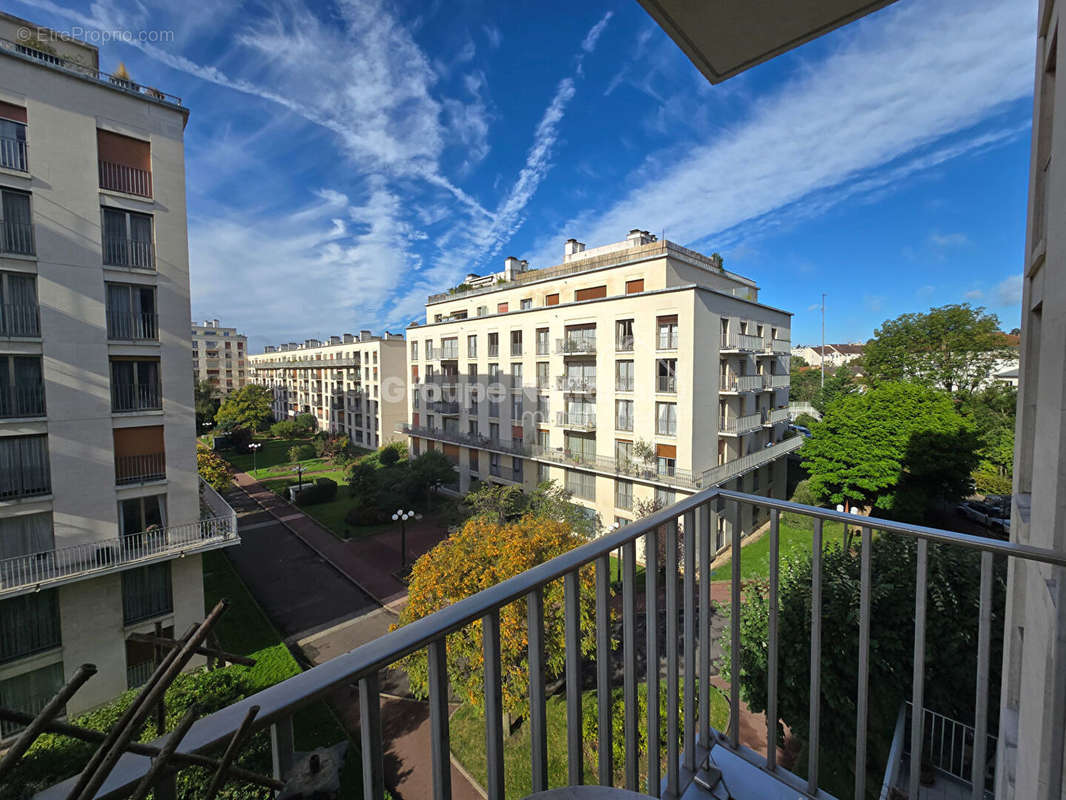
[248,442,262,475]
[392,509,423,569]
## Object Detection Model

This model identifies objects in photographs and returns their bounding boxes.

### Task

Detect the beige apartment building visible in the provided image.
[248,331,407,449]
[0,16,237,726]
[192,319,247,395]
[402,230,799,546]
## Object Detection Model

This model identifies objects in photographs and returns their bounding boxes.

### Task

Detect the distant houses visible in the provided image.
[791,343,865,368]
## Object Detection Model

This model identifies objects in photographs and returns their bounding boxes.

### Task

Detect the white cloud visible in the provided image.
[930,232,970,248]
[917,285,936,299]
[994,274,1023,307]
[483,24,502,49]
[532,0,1035,263]
[964,288,985,300]
[581,11,613,52]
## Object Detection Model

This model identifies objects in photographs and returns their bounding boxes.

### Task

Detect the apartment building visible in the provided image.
[192,319,247,395]
[402,230,798,546]
[248,331,407,449]
[0,16,237,725]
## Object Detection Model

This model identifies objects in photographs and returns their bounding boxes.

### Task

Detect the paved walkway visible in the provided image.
[233,471,453,609]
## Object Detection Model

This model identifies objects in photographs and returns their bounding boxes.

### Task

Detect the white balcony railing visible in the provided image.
[721,332,763,352]
[719,412,762,434]
[771,338,791,354]
[556,411,596,430]
[700,435,803,486]
[767,375,790,389]
[721,374,764,393]
[0,479,237,597]
[556,375,597,393]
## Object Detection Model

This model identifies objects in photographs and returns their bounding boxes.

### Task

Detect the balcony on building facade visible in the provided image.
[112,382,162,413]
[770,338,791,354]
[397,422,528,457]
[720,412,762,435]
[99,160,152,198]
[439,344,460,360]
[103,237,155,270]
[0,480,237,599]
[114,453,166,485]
[765,375,790,390]
[50,473,1053,800]
[721,332,764,352]
[529,445,703,490]
[721,374,764,393]
[656,375,678,394]
[556,411,596,431]
[0,303,40,337]
[0,384,45,418]
[0,135,28,172]
[0,220,35,257]
[556,375,597,394]
[106,310,158,341]
[616,335,635,352]
[429,400,460,415]
[762,408,790,427]
[556,336,597,355]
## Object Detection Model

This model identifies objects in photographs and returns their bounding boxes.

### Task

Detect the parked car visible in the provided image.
[789,424,812,438]
[958,500,1011,531]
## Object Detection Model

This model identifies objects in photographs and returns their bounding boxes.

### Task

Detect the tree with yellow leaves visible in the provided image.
[395,514,597,717]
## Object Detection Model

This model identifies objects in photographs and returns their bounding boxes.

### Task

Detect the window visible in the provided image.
[106,283,157,340]
[616,319,634,351]
[0,591,60,664]
[625,278,644,294]
[616,360,634,392]
[657,316,679,350]
[657,359,677,393]
[656,402,677,435]
[616,399,634,432]
[0,271,38,336]
[655,487,676,507]
[488,332,499,357]
[0,354,44,418]
[656,443,677,477]
[441,337,459,359]
[489,363,500,378]
[615,439,633,466]
[489,399,500,418]
[562,325,596,353]
[0,103,28,172]
[411,341,419,360]
[536,361,550,389]
[536,394,550,421]
[97,129,152,197]
[520,298,533,310]
[469,448,480,474]
[490,453,501,476]
[122,563,172,624]
[511,363,523,387]
[511,330,523,356]
[489,421,500,441]
[538,462,551,483]
[468,363,478,379]
[0,188,33,256]
[477,306,488,316]
[545,293,560,306]
[512,457,523,481]
[0,662,64,737]
[566,469,596,500]
[511,394,523,421]
[114,425,166,484]
[467,334,478,358]
[0,511,53,561]
[425,340,434,360]
[111,358,161,411]
[497,302,509,314]
[468,419,479,437]
[0,434,50,500]
[102,207,154,268]
[615,479,633,510]
[575,285,607,302]
[118,494,166,538]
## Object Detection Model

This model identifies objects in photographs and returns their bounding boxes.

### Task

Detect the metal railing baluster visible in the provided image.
[698,503,712,749]
[807,517,823,794]
[528,587,548,793]
[767,508,780,771]
[909,538,929,800]
[622,540,638,790]
[359,674,384,800]
[564,572,583,787]
[646,526,661,797]
[596,554,613,786]
[428,639,452,800]
[855,525,872,799]
[729,501,741,750]
[666,519,680,796]
[682,508,696,770]
[971,551,993,799]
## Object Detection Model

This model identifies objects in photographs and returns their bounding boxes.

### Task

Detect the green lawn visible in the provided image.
[259,472,394,541]
[450,684,729,800]
[220,436,317,474]
[710,519,848,581]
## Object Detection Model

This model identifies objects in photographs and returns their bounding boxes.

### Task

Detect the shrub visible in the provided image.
[345,500,391,526]
[197,443,230,491]
[294,412,317,434]
[228,426,253,452]
[294,477,338,506]
[794,412,820,430]
[288,443,316,463]
[270,419,299,438]
[379,445,401,466]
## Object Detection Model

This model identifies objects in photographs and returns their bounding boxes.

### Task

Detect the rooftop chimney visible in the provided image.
[360,330,372,341]
[330,335,341,345]
[626,229,651,248]
[563,238,586,260]
[343,333,355,343]
[503,256,522,281]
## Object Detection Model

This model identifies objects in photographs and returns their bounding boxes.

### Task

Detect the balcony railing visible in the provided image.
[770,338,791,354]
[0,136,28,172]
[0,384,45,418]
[720,412,763,435]
[530,445,703,490]
[106,310,158,340]
[428,400,460,415]
[556,336,597,355]
[657,375,678,393]
[126,660,156,691]
[0,220,35,256]
[556,411,596,430]
[0,303,40,337]
[721,374,764,393]
[721,333,763,352]
[397,422,528,457]
[103,237,155,269]
[0,510,236,598]
[439,345,459,359]
[39,484,1059,800]
[99,160,153,198]
[700,435,804,487]
[556,375,597,393]
[762,407,789,426]
[616,335,634,352]
[115,453,166,485]
[112,382,163,412]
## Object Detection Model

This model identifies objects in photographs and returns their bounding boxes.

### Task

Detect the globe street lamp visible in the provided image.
[392,509,423,569]
[248,442,262,476]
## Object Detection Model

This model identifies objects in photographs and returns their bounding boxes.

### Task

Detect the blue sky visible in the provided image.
[16,0,1035,352]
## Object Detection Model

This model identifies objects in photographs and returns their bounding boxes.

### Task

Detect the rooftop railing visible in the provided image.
[35,486,1063,800]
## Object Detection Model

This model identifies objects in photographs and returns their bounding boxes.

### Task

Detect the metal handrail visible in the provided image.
[99,160,152,198]
[114,453,166,485]
[103,236,155,269]
[106,310,158,340]
[0,383,45,418]
[35,487,1066,800]
[700,436,804,486]
[0,135,27,172]
[556,337,597,355]
[0,221,35,256]
[720,412,762,434]
[0,303,40,337]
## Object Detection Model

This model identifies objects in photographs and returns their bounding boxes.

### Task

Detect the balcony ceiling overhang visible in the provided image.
[636,0,898,83]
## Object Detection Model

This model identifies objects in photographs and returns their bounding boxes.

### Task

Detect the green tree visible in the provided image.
[215,384,274,432]
[395,515,596,716]
[793,413,820,430]
[789,361,821,404]
[293,412,317,434]
[194,380,220,434]
[811,365,858,415]
[462,481,599,538]
[801,382,979,520]
[721,536,1006,798]
[961,383,1017,494]
[406,449,457,509]
[196,443,230,491]
[863,304,1014,397]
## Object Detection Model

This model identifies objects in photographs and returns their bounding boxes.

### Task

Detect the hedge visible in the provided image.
[294,477,338,506]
